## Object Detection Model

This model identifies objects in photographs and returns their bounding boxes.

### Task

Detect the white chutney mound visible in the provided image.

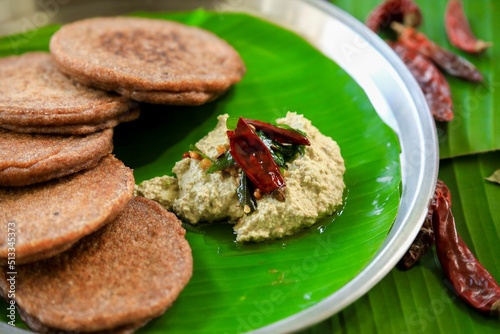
[136,112,346,242]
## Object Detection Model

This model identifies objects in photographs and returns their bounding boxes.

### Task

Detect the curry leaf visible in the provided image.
[257,131,305,168]
[275,123,308,138]
[236,171,257,213]
[257,131,286,167]
[188,144,213,162]
[206,151,235,174]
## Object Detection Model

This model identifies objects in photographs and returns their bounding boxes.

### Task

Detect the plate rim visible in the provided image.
[0,1,438,333]
[229,0,439,333]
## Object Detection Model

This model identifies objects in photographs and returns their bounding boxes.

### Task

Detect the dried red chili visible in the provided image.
[445,0,492,54]
[365,0,422,33]
[433,194,500,316]
[389,41,454,122]
[391,22,483,82]
[227,117,286,200]
[399,179,451,270]
[244,118,311,146]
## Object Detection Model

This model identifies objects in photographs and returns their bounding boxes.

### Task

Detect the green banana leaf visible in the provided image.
[333,0,500,159]
[307,1,500,334]
[308,152,500,334]
[0,10,402,333]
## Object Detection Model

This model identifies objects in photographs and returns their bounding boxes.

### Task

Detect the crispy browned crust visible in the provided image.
[0,154,135,264]
[0,196,192,333]
[0,108,140,135]
[50,17,246,105]
[17,306,147,334]
[0,52,137,127]
[0,128,113,186]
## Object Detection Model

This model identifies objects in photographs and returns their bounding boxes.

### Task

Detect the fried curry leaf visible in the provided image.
[258,132,285,167]
[275,123,308,138]
[257,131,305,168]
[236,171,257,213]
[188,144,213,162]
[206,151,236,174]
[189,144,236,174]
[190,122,306,175]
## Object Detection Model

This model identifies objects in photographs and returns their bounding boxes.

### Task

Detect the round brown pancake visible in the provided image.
[0,128,113,186]
[0,154,134,265]
[0,196,192,333]
[0,108,140,135]
[50,17,246,105]
[0,52,137,129]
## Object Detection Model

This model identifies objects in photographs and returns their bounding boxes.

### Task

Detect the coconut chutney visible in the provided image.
[136,112,345,242]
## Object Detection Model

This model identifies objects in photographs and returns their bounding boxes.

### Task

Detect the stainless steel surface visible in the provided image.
[0,0,438,333]
[224,1,439,333]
